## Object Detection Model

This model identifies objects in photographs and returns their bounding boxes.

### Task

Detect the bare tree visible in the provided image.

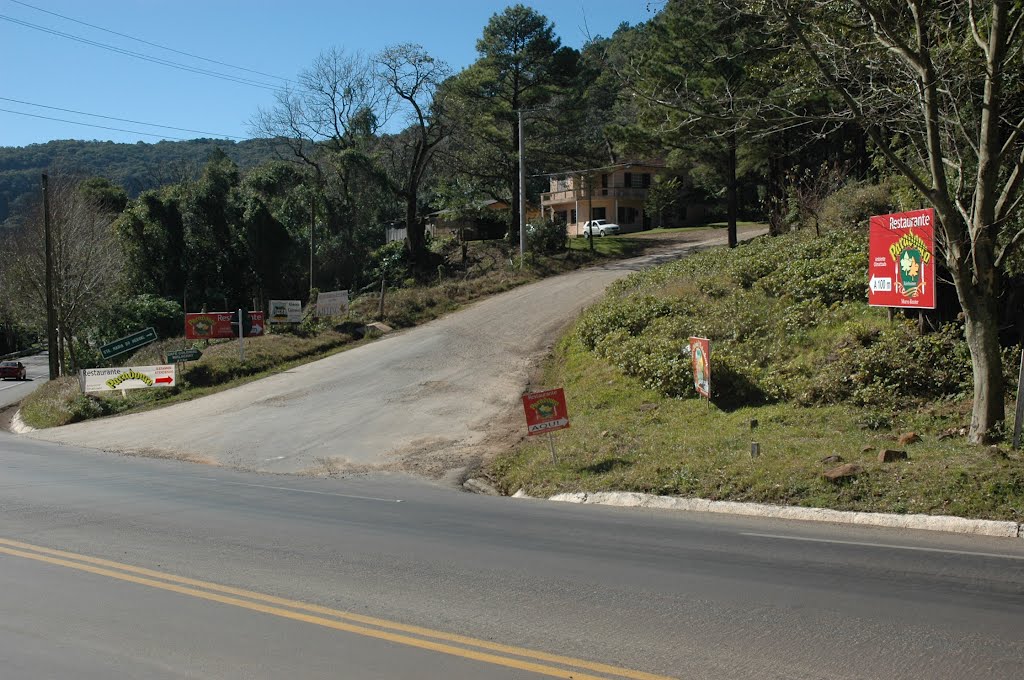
[759,0,1024,442]
[1,173,122,373]
[253,48,387,173]
[374,43,451,262]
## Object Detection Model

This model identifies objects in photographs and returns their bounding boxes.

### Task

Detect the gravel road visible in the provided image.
[27,228,763,476]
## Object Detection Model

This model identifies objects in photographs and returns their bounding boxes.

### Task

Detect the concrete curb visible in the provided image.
[520,491,1022,539]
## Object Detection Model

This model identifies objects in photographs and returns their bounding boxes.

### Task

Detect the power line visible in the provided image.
[7,0,292,85]
[0,107,201,142]
[0,96,243,139]
[0,13,281,91]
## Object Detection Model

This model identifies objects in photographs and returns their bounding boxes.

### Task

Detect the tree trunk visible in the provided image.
[962,299,1006,443]
[727,134,738,248]
[510,120,520,242]
[404,191,426,263]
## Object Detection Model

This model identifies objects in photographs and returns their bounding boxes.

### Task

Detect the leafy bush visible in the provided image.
[575,228,984,413]
[818,180,894,232]
[804,321,972,407]
[525,218,567,255]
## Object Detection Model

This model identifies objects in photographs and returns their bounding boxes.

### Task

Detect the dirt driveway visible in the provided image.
[27,227,765,478]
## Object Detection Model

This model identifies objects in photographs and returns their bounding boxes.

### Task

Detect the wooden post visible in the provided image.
[42,174,59,380]
[1013,349,1024,450]
[378,275,386,320]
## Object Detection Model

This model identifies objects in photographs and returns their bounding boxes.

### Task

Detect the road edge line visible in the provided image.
[518,491,1022,539]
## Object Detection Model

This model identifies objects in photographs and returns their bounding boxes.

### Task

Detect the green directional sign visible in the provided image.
[166,348,202,363]
[100,327,157,360]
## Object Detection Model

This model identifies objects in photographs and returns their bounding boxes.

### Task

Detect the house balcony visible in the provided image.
[541,186,650,206]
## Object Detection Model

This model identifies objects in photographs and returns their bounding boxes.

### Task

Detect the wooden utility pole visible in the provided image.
[41,174,59,380]
[309,194,315,296]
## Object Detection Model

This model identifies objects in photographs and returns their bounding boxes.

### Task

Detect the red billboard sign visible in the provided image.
[868,208,936,309]
[689,337,710,399]
[185,311,265,340]
[522,388,570,435]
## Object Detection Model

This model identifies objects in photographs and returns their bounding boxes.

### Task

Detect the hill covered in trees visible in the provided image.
[0,137,277,224]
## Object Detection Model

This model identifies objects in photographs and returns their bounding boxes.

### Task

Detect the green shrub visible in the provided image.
[577,295,684,350]
[819,180,894,232]
[526,218,567,255]
[806,321,971,407]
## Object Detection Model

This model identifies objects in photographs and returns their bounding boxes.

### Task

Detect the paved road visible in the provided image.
[0,352,49,409]
[1,435,1023,679]
[28,229,761,475]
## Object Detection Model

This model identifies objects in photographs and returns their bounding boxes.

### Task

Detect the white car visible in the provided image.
[580,219,621,237]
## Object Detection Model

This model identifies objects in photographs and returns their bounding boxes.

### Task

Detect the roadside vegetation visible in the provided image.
[488,224,1024,521]
[17,227,711,429]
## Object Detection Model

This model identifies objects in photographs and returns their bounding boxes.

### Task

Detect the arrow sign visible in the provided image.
[166,348,202,363]
[870,276,892,293]
[154,376,174,385]
[100,327,157,360]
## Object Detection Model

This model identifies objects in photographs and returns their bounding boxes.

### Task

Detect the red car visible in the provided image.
[0,361,27,380]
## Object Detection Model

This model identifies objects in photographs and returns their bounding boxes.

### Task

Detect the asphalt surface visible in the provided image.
[1,435,1023,679]
[26,229,762,475]
[0,352,49,409]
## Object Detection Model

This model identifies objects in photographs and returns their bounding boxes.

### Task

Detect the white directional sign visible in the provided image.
[316,290,349,318]
[269,299,302,324]
[79,365,177,393]
[870,276,893,293]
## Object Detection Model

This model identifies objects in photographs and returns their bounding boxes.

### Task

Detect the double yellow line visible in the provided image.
[0,537,675,680]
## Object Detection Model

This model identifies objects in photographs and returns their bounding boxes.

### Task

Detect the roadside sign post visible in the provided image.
[165,348,201,363]
[547,432,558,464]
[185,311,264,340]
[238,308,245,363]
[80,365,176,393]
[869,208,937,311]
[1014,349,1024,450]
[100,327,158,361]
[522,388,570,464]
[689,337,711,403]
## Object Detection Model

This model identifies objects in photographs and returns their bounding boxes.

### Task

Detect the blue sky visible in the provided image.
[0,0,658,147]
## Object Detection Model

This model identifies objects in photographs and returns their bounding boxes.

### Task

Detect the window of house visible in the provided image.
[591,207,606,220]
[641,173,651,188]
[570,209,577,223]
[624,172,632,188]
[601,174,608,188]
[618,207,638,224]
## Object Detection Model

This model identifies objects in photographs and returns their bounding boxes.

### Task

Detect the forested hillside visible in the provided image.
[0,138,276,224]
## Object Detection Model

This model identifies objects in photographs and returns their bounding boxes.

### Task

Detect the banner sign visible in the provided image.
[185,311,265,339]
[868,208,936,309]
[80,365,176,393]
[689,337,711,399]
[315,290,349,318]
[269,299,302,324]
[522,388,570,435]
[100,327,157,360]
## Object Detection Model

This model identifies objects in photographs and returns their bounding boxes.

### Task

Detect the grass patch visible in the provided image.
[488,227,1024,521]
[19,331,356,429]
[489,335,1024,521]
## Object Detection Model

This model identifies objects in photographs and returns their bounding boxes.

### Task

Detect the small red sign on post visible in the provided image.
[185,311,265,340]
[868,208,936,309]
[522,388,570,435]
[689,337,710,399]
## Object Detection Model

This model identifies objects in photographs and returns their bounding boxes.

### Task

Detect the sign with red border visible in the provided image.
[868,208,936,309]
[522,388,570,435]
[185,311,265,340]
[689,337,710,398]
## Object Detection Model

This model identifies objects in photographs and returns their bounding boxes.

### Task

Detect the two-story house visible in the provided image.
[540,162,664,237]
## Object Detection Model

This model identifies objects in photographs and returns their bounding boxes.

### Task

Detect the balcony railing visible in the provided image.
[541,186,650,204]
